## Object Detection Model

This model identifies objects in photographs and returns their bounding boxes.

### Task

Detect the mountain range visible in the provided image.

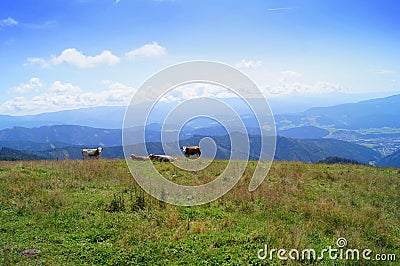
[376,150,400,168]
[273,94,400,130]
[0,94,398,129]
[2,93,399,130]
[0,106,126,130]
[0,126,382,164]
[0,94,399,167]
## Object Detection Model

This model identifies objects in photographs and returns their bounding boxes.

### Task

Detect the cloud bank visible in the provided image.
[26,48,120,68]
[1,80,135,115]
[25,42,167,68]
[236,59,263,69]
[10,78,43,94]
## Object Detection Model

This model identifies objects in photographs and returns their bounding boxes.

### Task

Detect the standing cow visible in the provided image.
[180,146,201,158]
[82,147,103,160]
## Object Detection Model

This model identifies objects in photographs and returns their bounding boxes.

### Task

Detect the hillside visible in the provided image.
[303,94,400,129]
[0,131,381,164]
[0,147,47,161]
[22,135,381,164]
[274,94,400,130]
[0,125,122,147]
[274,94,400,155]
[0,140,71,151]
[377,149,400,168]
[303,138,381,163]
[0,125,197,147]
[0,106,126,130]
[278,126,329,139]
[274,137,380,163]
[0,124,383,164]
[0,160,398,265]
[318,156,365,165]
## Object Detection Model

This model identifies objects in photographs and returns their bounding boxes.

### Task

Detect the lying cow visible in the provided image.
[130,154,149,161]
[181,146,201,158]
[82,147,103,160]
[149,154,175,162]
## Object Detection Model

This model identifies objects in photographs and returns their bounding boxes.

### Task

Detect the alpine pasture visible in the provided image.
[0,159,399,265]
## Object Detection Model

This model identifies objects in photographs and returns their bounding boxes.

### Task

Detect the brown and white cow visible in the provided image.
[181,146,201,158]
[130,154,149,161]
[82,147,103,160]
[149,154,176,162]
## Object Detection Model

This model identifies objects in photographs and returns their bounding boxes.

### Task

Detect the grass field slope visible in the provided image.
[0,160,399,265]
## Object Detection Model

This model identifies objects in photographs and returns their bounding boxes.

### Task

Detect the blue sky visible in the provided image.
[0,0,399,115]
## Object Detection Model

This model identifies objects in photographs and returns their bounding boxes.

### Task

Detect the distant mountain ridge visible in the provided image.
[1,94,399,131]
[275,94,400,130]
[303,94,400,129]
[274,137,380,163]
[278,126,329,139]
[376,149,400,168]
[0,140,71,151]
[0,125,122,147]
[0,106,126,130]
[0,133,381,164]
[0,94,399,162]
[0,147,47,161]
[7,138,397,167]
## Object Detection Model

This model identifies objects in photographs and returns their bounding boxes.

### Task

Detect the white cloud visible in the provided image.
[160,83,236,103]
[126,42,167,60]
[10,78,43,94]
[25,57,49,67]
[255,69,349,96]
[235,59,263,69]
[265,81,346,96]
[280,70,302,79]
[267,7,294,11]
[0,81,135,115]
[19,20,58,30]
[26,48,120,68]
[26,43,166,68]
[0,17,18,27]
[374,69,395,75]
[49,81,82,94]
[0,17,56,30]
[140,76,344,103]
[51,48,120,68]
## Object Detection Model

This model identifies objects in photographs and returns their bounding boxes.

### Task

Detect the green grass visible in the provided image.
[0,159,399,265]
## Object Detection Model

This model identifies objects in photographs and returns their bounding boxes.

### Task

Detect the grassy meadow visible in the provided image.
[0,159,399,265]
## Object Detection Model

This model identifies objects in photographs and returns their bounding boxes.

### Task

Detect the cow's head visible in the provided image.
[180,146,187,152]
